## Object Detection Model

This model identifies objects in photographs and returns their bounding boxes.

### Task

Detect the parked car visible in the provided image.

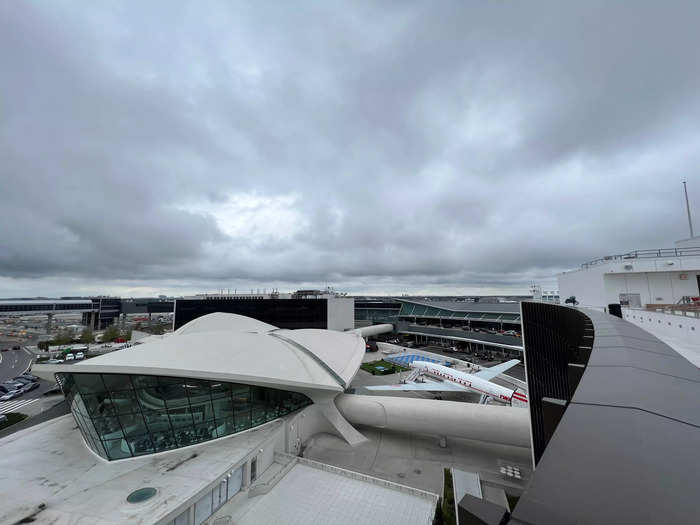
[65,353,75,361]
[0,414,7,423]
[12,345,20,350]
[0,389,22,401]
[0,383,17,395]
[75,351,85,360]
[14,374,38,383]
[19,382,39,393]
[1,348,8,352]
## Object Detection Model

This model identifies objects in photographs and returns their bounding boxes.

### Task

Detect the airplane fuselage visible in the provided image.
[410,361,528,404]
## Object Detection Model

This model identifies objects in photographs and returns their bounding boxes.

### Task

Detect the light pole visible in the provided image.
[683,181,695,238]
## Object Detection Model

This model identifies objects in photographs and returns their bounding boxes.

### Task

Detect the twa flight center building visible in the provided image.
[0,313,527,525]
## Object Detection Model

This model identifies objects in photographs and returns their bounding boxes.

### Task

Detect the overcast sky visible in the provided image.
[2,1,699,298]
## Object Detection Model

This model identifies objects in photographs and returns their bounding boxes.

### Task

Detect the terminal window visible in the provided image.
[56,372,312,461]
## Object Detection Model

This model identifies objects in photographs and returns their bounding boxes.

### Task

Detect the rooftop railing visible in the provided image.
[581,246,700,269]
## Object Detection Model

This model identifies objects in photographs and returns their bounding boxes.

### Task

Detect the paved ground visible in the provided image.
[0,348,33,383]
[0,399,68,439]
[0,346,61,419]
[0,381,61,417]
[303,427,531,495]
[229,463,436,525]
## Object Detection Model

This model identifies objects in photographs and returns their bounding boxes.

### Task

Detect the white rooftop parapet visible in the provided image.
[335,394,530,448]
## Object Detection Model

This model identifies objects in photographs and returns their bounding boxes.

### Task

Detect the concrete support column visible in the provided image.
[46,313,54,334]
[241,461,250,489]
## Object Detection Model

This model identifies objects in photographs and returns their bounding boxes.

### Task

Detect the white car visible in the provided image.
[75,352,85,360]
[65,353,75,361]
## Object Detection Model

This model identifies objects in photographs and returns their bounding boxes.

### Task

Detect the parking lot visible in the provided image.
[0,347,59,416]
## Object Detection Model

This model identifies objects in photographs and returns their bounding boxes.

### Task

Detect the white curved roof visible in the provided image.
[47,313,366,393]
[174,311,278,335]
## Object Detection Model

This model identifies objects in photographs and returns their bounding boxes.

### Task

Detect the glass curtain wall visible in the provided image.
[56,373,312,461]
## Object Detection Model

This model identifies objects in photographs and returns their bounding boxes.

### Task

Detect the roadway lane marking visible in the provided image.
[20,356,33,375]
[0,398,38,414]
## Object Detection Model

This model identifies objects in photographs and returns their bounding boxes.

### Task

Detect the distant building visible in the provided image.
[82,298,121,330]
[557,238,700,366]
[529,285,560,303]
[558,238,700,309]
[174,291,354,331]
[353,300,402,327]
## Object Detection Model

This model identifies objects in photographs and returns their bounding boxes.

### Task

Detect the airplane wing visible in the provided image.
[365,381,467,392]
[472,359,521,381]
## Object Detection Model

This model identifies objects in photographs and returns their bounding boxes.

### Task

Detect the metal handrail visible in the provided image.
[581,247,700,268]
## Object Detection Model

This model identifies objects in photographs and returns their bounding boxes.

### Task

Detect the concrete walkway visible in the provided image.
[303,428,530,494]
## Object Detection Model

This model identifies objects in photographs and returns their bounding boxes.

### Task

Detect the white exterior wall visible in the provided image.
[603,271,700,306]
[621,308,700,367]
[326,297,355,331]
[558,265,608,307]
[622,309,700,342]
[559,255,700,308]
[285,404,339,451]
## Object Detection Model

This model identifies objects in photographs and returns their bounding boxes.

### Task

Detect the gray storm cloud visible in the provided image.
[1,1,699,296]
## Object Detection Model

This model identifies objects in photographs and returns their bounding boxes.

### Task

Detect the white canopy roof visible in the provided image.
[38,312,366,394]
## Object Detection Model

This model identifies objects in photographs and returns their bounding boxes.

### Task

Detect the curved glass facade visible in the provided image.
[56,372,312,461]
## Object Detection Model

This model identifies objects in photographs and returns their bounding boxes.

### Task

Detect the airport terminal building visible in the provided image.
[2,302,698,524]
[1,313,442,525]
